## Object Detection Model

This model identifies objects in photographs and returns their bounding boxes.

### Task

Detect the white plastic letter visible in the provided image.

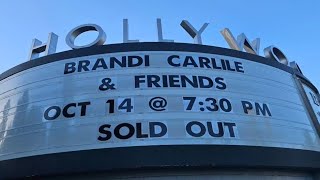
[220,28,260,55]
[65,24,106,50]
[28,32,58,60]
[157,18,174,42]
[123,19,139,43]
[180,20,208,44]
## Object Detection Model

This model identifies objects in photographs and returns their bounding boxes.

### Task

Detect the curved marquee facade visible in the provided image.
[0,42,319,179]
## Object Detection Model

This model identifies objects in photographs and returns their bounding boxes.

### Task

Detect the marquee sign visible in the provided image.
[0,45,319,162]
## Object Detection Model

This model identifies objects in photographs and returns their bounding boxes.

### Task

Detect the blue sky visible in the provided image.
[0,0,319,89]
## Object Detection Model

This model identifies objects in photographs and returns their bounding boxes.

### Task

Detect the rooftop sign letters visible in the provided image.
[28,19,302,74]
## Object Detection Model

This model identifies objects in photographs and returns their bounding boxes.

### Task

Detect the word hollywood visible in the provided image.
[28,18,302,74]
